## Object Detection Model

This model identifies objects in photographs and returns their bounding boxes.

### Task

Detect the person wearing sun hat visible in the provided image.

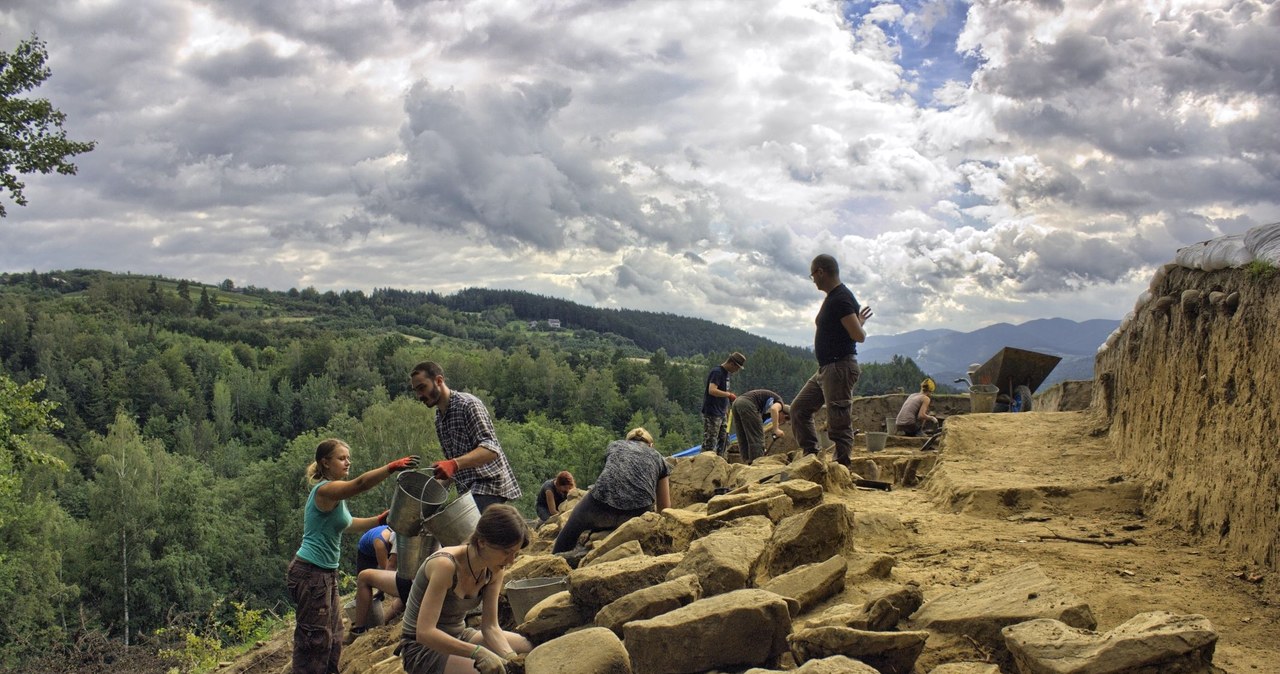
[895,377,939,437]
[700,351,746,456]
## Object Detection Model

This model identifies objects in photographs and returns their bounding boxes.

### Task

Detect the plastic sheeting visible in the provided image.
[1245,222,1280,264]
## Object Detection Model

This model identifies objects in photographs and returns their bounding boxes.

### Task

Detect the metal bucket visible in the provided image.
[388,472,448,537]
[396,532,438,581]
[969,384,999,414]
[505,576,568,623]
[343,597,385,627]
[866,432,888,452]
[424,490,480,546]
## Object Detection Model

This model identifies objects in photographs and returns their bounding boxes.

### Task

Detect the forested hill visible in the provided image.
[0,268,944,672]
[441,287,806,358]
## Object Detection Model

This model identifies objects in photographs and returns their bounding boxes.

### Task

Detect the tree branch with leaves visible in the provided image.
[0,34,96,217]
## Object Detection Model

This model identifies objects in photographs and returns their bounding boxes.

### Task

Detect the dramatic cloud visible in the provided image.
[2,0,1277,347]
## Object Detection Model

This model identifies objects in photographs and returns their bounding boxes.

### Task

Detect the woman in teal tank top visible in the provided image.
[286,438,419,674]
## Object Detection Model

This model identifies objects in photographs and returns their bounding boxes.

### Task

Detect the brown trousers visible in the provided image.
[286,557,342,674]
[790,357,861,464]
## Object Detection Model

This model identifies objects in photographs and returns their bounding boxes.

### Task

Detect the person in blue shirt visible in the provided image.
[356,525,394,575]
[286,439,419,674]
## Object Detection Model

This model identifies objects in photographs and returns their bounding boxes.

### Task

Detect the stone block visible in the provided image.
[758,502,854,581]
[928,664,1000,674]
[582,540,644,567]
[668,453,731,507]
[744,655,880,673]
[567,552,684,613]
[506,554,573,583]
[624,589,793,674]
[789,626,929,674]
[525,626,631,674]
[694,494,793,535]
[665,519,772,596]
[777,479,824,510]
[516,590,588,645]
[595,573,702,636]
[760,554,847,613]
[1002,611,1218,674]
[706,485,786,515]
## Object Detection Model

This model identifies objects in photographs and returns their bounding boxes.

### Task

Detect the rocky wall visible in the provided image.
[1094,265,1280,570]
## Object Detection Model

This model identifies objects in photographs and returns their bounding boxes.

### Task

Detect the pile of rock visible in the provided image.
[337,450,1220,674]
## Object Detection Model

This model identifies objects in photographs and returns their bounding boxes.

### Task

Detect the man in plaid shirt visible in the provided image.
[410,361,522,511]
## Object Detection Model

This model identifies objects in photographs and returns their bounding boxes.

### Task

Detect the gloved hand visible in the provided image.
[376,509,389,526]
[727,392,737,402]
[471,646,506,674]
[432,459,459,480]
[503,651,521,663]
[386,455,420,472]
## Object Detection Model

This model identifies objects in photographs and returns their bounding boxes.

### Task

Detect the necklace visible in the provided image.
[464,545,484,584]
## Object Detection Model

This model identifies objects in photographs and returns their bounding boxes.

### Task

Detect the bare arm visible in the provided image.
[374,534,391,569]
[449,445,500,469]
[480,568,518,656]
[315,465,395,511]
[768,402,785,437]
[840,305,873,343]
[707,383,734,398]
[918,397,937,424]
[544,489,560,516]
[655,476,671,512]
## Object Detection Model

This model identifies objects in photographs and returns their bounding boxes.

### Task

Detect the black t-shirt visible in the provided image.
[814,284,860,364]
[740,389,784,415]
[700,365,731,416]
[536,479,566,521]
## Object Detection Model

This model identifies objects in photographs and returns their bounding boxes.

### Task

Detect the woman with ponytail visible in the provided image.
[286,438,420,674]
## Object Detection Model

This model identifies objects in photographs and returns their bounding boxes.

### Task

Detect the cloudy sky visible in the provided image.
[2,0,1277,346]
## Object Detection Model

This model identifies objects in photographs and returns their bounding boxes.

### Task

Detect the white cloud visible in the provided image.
[2,0,1278,347]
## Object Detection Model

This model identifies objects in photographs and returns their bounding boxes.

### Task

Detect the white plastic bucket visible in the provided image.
[884,415,897,435]
[424,490,480,546]
[505,576,568,623]
[866,432,888,452]
[969,384,999,414]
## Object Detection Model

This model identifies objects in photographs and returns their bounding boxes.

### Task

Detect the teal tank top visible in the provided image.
[296,480,352,570]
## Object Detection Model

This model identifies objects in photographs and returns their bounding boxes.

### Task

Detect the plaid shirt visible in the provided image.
[435,391,521,500]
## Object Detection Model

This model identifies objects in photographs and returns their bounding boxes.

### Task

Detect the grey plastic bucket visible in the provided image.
[424,490,480,546]
[396,532,438,581]
[969,384,999,414]
[388,472,448,537]
[884,415,897,435]
[505,576,568,623]
[866,432,888,452]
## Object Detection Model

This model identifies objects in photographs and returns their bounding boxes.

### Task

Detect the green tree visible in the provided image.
[196,288,217,319]
[0,35,96,217]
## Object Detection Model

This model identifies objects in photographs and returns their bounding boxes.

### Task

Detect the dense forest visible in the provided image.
[0,269,932,672]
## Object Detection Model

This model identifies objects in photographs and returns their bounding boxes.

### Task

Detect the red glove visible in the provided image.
[376,509,389,526]
[432,459,459,480]
[386,455,420,472]
[727,392,737,402]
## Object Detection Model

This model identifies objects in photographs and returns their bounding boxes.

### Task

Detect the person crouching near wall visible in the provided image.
[398,504,533,674]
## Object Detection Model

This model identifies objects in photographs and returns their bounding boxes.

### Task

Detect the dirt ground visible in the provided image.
[223,409,1279,674]
[836,410,1279,673]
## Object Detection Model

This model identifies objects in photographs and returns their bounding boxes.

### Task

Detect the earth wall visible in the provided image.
[1094,265,1280,570]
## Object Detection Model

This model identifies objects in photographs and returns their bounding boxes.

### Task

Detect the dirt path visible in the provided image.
[832,410,1279,672]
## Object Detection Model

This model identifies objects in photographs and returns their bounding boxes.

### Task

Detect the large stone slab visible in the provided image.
[910,563,1095,663]
[624,589,793,674]
[804,584,923,632]
[506,554,573,583]
[568,553,684,613]
[706,485,787,515]
[583,540,644,567]
[760,554,847,613]
[516,590,588,645]
[776,479,824,510]
[525,626,631,674]
[929,664,1001,674]
[595,573,702,636]
[789,626,929,674]
[668,452,731,507]
[1002,611,1218,674]
[580,510,696,563]
[758,502,854,581]
[695,494,793,535]
[665,517,773,596]
[744,655,881,673]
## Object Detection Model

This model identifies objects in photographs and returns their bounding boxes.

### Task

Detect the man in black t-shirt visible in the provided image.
[699,351,746,456]
[790,254,873,466]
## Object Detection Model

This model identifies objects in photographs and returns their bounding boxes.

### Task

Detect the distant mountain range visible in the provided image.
[860,318,1119,392]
